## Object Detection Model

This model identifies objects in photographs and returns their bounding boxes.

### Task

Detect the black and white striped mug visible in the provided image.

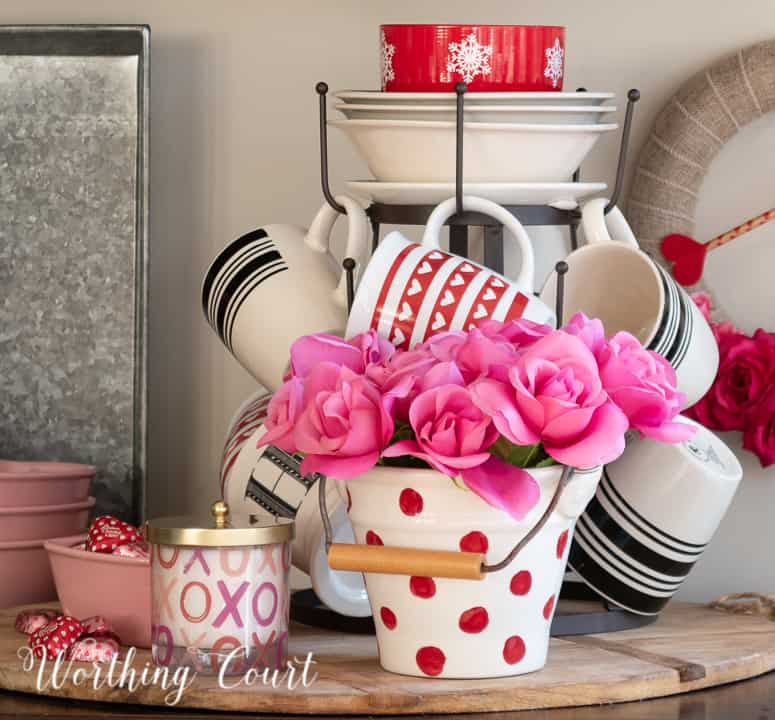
[568,416,742,615]
[202,195,371,391]
[540,198,718,408]
[220,389,371,618]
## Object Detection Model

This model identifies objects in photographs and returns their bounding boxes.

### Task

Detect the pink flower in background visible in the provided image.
[365,345,438,420]
[426,327,517,382]
[476,318,553,349]
[261,377,304,452]
[292,363,395,479]
[687,329,775,431]
[562,312,606,357]
[743,388,775,468]
[290,333,363,377]
[597,332,692,443]
[691,292,712,322]
[471,332,629,468]
[349,329,396,368]
[289,330,395,379]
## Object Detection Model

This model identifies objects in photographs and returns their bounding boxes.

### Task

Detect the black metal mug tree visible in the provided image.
[290,82,654,636]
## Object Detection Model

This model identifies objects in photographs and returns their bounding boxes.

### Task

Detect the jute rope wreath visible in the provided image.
[627,38,775,319]
[628,39,775,618]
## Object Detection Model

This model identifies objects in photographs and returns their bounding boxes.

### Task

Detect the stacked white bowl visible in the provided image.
[332,90,617,208]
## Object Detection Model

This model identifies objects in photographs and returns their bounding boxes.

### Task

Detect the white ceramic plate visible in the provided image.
[335,90,615,106]
[330,119,618,183]
[335,103,617,125]
[345,180,607,207]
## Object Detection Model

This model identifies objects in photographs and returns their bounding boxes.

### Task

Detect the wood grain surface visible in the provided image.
[0,602,774,715]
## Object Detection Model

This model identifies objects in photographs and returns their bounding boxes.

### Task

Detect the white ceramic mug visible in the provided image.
[202,196,372,391]
[220,391,371,618]
[541,198,718,408]
[568,416,742,615]
[346,196,555,346]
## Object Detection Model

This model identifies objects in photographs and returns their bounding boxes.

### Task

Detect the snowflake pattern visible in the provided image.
[446,33,493,84]
[544,38,564,89]
[381,30,396,89]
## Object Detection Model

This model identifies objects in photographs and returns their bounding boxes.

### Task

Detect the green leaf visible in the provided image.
[488,438,558,469]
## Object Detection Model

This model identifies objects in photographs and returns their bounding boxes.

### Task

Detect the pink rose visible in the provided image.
[290,333,363,378]
[562,312,606,357]
[475,318,553,348]
[382,383,539,519]
[289,330,395,379]
[348,329,396,368]
[383,383,498,475]
[471,332,629,468]
[743,388,775,467]
[598,332,692,443]
[687,329,775,431]
[691,292,712,322]
[424,328,518,382]
[291,363,394,479]
[261,377,304,452]
[365,346,438,420]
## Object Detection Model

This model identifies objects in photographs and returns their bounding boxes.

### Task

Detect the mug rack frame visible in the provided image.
[291,81,655,638]
[317,81,640,274]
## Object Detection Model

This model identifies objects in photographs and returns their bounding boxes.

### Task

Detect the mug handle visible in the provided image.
[581,197,640,248]
[421,196,536,290]
[304,195,371,309]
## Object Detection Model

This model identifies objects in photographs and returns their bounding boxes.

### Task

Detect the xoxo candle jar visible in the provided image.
[147,501,294,675]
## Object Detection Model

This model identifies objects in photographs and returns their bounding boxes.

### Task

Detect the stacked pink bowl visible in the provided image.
[0,460,95,608]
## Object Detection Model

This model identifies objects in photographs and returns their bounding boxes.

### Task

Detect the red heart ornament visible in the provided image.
[87,516,142,553]
[660,233,708,287]
[29,616,84,659]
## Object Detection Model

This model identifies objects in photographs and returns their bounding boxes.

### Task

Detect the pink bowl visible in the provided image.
[381,24,566,92]
[45,535,151,647]
[0,496,95,542]
[0,535,69,609]
[0,460,95,508]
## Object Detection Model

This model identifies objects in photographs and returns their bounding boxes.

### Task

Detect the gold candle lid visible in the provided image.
[147,500,294,547]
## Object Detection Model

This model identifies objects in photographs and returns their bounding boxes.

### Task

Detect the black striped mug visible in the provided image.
[220,389,371,618]
[540,198,718,408]
[202,195,372,391]
[568,416,742,615]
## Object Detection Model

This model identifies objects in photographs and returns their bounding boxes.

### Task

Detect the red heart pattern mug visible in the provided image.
[345,196,555,346]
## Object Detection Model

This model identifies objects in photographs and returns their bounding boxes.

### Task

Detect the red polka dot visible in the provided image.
[510,570,532,596]
[399,488,424,516]
[416,646,445,676]
[503,635,526,664]
[380,607,397,630]
[346,488,352,513]
[409,576,436,598]
[543,595,555,620]
[458,606,489,633]
[365,530,383,546]
[459,531,489,554]
[556,530,569,559]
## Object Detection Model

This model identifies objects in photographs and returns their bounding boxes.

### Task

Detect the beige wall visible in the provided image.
[2,0,774,601]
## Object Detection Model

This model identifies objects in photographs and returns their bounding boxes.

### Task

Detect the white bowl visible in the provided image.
[335,103,616,125]
[335,90,615,106]
[330,119,618,183]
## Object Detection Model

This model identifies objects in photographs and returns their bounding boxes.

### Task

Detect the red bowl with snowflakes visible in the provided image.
[380,24,565,93]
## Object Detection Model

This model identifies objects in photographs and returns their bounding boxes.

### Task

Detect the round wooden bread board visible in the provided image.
[0,602,774,714]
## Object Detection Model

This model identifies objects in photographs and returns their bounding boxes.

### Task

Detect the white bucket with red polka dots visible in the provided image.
[337,464,602,678]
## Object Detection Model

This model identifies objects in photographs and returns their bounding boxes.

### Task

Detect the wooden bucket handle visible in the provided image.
[320,466,574,581]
